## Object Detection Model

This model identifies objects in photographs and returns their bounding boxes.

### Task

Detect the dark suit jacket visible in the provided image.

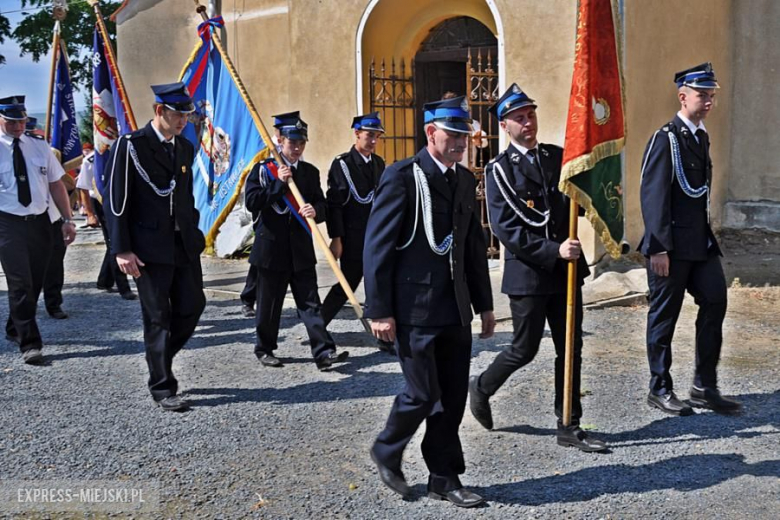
[363,148,493,327]
[245,158,327,272]
[102,122,205,265]
[485,143,588,296]
[638,115,720,261]
[326,146,385,261]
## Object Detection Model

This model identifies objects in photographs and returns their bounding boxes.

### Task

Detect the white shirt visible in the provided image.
[281,154,299,169]
[676,111,707,143]
[151,122,175,147]
[76,152,97,199]
[510,138,539,161]
[0,131,65,216]
[358,150,371,164]
[429,152,455,175]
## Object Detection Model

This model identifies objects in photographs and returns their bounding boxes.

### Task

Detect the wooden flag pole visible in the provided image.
[44,21,61,142]
[192,1,372,335]
[562,199,579,427]
[87,0,138,131]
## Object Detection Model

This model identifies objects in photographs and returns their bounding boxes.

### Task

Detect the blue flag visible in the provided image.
[179,17,269,248]
[51,40,82,170]
[92,26,132,194]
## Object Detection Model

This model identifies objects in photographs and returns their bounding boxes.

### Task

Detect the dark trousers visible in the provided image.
[94,200,131,293]
[478,291,584,424]
[320,258,363,325]
[43,219,65,312]
[646,255,727,395]
[134,240,205,401]
[373,324,472,491]
[254,266,335,361]
[0,212,52,352]
[239,263,258,307]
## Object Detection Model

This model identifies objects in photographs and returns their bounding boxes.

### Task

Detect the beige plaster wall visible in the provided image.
[117,1,293,132]
[115,0,749,252]
[115,1,199,124]
[728,0,780,202]
[623,0,733,247]
[285,0,367,175]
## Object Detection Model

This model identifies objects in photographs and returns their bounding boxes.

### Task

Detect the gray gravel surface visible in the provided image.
[1,241,778,519]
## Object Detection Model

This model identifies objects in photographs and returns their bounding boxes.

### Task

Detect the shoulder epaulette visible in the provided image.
[24,131,45,140]
[488,150,507,165]
[335,152,349,161]
[396,156,416,169]
[540,143,562,154]
[260,157,276,165]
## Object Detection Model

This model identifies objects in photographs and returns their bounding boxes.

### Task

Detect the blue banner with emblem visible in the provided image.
[179,16,269,249]
[92,26,133,194]
[50,39,82,171]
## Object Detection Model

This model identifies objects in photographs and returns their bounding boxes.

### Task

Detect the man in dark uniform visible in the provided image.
[639,63,740,415]
[77,145,136,300]
[0,95,77,364]
[364,96,495,508]
[321,112,392,352]
[244,112,348,371]
[238,113,291,319]
[103,83,206,412]
[467,84,607,452]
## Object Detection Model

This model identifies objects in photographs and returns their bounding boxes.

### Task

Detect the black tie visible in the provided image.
[13,138,32,207]
[527,149,548,182]
[162,141,175,165]
[444,168,458,196]
[526,149,540,169]
[695,129,709,152]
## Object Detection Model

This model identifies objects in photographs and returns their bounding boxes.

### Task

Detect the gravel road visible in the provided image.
[0,240,778,519]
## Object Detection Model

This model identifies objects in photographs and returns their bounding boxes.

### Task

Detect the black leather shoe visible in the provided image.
[689,387,742,414]
[96,283,115,292]
[22,348,43,365]
[377,340,395,354]
[556,426,608,452]
[427,487,485,508]
[48,308,68,320]
[647,391,694,416]
[316,350,349,371]
[468,375,493,430]
[370,448,411,498]
[156,395,190,411]
[119,290,137,301]
[259,354,283,367]
[241,304,255,318]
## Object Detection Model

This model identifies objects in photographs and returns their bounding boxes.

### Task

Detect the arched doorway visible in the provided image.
[357,1,504,258]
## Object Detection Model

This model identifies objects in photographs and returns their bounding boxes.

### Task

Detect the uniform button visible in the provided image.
[454,226,458,231]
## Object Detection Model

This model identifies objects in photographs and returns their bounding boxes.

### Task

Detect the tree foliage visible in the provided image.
[0,14,11,65]
[12,0,121,90]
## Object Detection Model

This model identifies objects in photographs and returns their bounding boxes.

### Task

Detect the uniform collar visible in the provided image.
[349,146,372,165]
[428,151,453,174]
[281,153,299,169]
[509,138,538,157]
[0,129,24,146]
[676,111,707,135]
[150,121,176,146]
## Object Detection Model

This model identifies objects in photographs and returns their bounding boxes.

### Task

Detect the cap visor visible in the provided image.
[434,121,473,134]
[164,102,196,113]
[0,111,28,120]
[500,101,537,120]
[684,80,720,89]
[358,125,385,133]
